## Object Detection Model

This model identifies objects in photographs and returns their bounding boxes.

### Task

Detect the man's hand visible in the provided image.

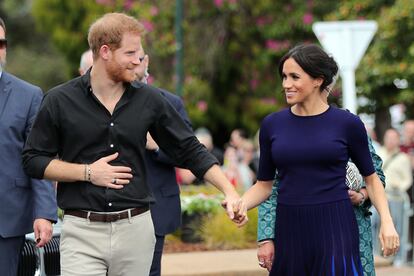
[135,54,149,82]
[221,196,248,227]
[257,240,274,272]
[89,152,133,189]
[33,218,53,248]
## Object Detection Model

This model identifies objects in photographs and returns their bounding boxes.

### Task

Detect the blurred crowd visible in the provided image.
[369,120,414,265]
[176,128,259,192]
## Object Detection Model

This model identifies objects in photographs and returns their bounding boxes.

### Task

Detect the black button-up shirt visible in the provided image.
[23,72,217,212]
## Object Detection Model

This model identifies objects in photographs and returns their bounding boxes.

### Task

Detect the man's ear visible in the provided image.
[99,45,112,61]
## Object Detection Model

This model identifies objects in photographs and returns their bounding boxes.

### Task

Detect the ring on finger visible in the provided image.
[111,178,117,184]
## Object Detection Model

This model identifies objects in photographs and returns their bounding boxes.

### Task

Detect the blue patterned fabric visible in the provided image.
[257,136,385,276]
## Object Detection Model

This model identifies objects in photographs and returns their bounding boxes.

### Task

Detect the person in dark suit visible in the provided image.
[0,17,57,275]
[78,49,192,276]
[144,90,191,276]
[133,54,193,276]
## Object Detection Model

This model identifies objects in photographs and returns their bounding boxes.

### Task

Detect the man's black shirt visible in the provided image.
[23,72,217,212]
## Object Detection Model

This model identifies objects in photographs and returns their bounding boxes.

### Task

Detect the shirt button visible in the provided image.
[110,122,114,127]
[108,203,112,207]
[110,144,114,148]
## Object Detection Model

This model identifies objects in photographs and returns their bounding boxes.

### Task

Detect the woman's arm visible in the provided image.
[241,180,274,210]
[364,173,399,257]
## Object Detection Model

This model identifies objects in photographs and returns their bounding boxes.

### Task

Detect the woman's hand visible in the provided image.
[379,220,399,257]
[257,240,274,272]
[348,188,367,206]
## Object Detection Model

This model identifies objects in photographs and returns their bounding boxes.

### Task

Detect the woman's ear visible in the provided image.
[313,77,324,89]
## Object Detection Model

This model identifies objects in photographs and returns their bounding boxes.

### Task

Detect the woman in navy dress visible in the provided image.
[238,44,399,275]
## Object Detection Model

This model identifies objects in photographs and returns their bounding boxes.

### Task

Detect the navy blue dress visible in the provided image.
[258,106,375,276]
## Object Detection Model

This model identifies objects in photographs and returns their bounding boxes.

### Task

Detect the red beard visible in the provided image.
[106,59,135,83]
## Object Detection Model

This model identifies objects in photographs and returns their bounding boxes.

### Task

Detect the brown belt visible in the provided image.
[64,207,149,223]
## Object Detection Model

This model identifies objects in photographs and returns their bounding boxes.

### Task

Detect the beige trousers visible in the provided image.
[60,210,156,276]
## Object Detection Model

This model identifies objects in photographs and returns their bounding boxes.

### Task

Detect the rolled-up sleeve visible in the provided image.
[148,95,218,179]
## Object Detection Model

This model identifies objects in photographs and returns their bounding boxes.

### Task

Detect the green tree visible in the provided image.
[0,0,69,91]
[32,0,339,145]
[327,0,414,141]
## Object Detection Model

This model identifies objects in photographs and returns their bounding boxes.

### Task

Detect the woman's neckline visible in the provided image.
[289,105,331,118]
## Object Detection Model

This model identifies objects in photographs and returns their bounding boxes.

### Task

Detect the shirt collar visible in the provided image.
[81,68,136,97]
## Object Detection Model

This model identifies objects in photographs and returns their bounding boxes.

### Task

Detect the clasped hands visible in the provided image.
[221,197,248,226]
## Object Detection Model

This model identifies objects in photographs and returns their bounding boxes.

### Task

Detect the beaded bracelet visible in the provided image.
[84,164,91,182]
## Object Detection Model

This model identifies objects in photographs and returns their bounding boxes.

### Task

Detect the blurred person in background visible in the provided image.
[229,128,248,161]
[400,120,414,157]
[366,124,381,152]
[194,127,224,165]
[400,119,414,263]
[0,17,57,275]
[373,128,413,265]
[79,49,93,76]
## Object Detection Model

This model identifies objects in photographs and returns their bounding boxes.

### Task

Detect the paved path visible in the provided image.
[162,249,414,276]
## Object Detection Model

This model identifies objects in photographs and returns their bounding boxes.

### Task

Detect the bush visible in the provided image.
[200,208,258,250]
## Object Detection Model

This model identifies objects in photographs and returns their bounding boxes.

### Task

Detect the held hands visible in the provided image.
[257,240,274,272]
[221,196,248,227]
[379,220,400,257]
[33,218,53,248]
[89,152,133,189]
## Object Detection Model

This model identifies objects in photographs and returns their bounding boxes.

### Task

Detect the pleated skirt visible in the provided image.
[270,199,363,276]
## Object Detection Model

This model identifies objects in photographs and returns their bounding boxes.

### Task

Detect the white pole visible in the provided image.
[340,69,357,114]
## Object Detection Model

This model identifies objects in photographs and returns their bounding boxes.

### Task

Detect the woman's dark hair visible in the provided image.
[278,44,338,93]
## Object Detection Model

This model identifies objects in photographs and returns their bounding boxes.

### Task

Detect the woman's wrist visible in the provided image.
[257,239,273,247]
[358,191,366,206]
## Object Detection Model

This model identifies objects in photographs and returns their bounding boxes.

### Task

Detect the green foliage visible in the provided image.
[0,0,70,91]
[7,46,69,91]
[180,193,223,216]
[200,208,258,250]
[31,0,340,145]
[327,0,414,137]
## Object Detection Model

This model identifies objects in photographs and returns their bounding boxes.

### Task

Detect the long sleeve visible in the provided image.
[26,88,58,222]
[257,182,278,241]
[149,91,193,167]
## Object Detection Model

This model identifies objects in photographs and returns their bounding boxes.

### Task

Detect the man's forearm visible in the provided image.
[203,164,238,196]
[44,159,85,182]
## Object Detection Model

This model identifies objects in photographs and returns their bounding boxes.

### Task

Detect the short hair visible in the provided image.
[87,13,145,59]
[278,44,339,93]
[0,17,6,33]
[79,49,93,72]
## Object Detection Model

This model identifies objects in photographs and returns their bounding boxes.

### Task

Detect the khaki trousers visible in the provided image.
[60,210,156,276]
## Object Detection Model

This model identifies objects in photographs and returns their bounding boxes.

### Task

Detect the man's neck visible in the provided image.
[90,65,124,100]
